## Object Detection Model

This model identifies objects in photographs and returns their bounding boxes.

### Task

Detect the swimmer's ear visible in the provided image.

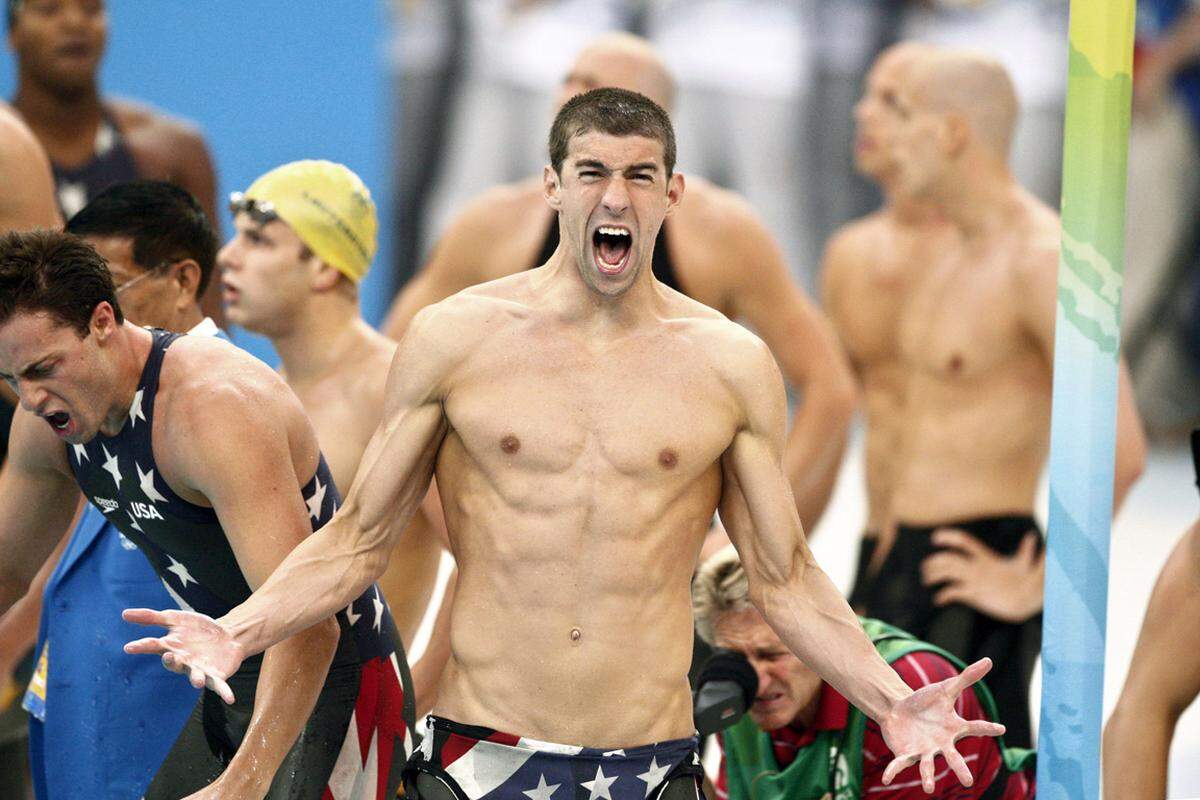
[170,259,202,302]
[665,172,685,217]
[941,112,971,158]
[310,260,344,293]
[89,300,120,342]
[544,165,562,211]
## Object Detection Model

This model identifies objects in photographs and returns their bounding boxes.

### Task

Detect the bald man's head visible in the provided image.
[906,48,1019,160]
[557,32,676,111]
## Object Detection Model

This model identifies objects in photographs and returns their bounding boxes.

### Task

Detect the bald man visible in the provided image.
[384,33,856,534]
[821,43,954,612]
[846,47,1146,748]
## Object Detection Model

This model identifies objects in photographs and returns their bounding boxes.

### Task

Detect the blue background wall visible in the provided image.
[1,1,398,364]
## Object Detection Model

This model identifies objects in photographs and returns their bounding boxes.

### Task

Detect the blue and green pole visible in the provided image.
[1037,1,1136,798]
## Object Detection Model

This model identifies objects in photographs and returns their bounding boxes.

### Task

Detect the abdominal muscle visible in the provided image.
[431,459,715,747]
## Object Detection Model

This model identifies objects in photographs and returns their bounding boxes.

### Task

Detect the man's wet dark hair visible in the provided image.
[548,87,676,177]
[66,180,219,298]
[0,229,123,336]
[5,0,18,33]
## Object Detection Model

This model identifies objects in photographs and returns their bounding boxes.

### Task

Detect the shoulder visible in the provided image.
[108,98,211,159]
[672,177,778,259]
[681,312,782,398]
[444,178,545,244]
[1008,192,1061,289]
[158,335,298,433]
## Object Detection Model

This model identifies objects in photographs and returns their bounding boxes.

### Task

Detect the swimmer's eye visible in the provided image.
[579,170,603,180]
[630,173,654,184]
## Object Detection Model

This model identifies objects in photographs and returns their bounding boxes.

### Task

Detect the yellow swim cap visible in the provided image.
[240,160,377,283]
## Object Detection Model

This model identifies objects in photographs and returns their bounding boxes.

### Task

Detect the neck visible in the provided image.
[100,323,152,436]
[927,156,1017,238]
[540,242,662,336]
[13,72,103,137]
[174,306,206,334]
[270,296,370,382]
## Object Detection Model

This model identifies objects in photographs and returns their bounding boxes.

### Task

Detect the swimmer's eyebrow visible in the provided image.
[0,358,51,382]
[575,160,660,175]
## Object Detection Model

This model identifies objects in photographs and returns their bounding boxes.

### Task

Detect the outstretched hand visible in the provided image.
[123,608,244,704]
[878,657,1006,793]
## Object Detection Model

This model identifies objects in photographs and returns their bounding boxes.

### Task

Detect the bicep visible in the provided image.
[718,347,810,584]
[184,403,315,590]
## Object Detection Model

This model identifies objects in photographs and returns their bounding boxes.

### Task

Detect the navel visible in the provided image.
[570,627,583,644]
[500,435,521,454]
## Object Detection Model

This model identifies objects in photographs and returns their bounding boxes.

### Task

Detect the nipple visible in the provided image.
[500,435,521,455]
[658,449,678,469]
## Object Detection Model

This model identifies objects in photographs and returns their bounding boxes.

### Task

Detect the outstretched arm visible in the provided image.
[1104,520,1200,799]
[718,335,1002,792]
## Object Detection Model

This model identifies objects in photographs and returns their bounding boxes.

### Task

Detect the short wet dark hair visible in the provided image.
[5,0,18,32]
[67,180,219,298]
[0,229,123,336]
[548,87,676,177]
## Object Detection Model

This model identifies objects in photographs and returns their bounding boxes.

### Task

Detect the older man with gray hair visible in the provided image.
[693,547,1035,799]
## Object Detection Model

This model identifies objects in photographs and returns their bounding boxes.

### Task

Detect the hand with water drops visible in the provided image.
[123,607,244,704]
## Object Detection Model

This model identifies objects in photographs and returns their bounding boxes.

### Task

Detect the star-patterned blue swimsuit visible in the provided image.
[66,329,414,798]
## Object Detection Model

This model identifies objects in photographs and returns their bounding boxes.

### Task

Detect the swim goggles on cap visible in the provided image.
[228,191,279,226]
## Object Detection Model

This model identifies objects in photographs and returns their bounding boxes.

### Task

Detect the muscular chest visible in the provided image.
[445,330,735,482]
[898,251,1027,381]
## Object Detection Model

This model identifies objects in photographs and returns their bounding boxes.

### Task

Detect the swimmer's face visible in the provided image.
[885,78,954,200]
[0,306,120,444]
[218,214,317,337]
[544,130,683,298]
[853,48,924,181]
[714,608,822,732]
[9,0,107,92]
[84,235,196,332]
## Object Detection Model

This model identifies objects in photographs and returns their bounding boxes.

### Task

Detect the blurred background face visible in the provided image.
[217,214,312,336]
[8,0,107,95]
[884,80,952,201]
[84,235,180,330]
[713,607,823,732]
[853,51,914,181]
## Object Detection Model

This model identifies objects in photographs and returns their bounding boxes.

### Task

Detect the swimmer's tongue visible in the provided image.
[596,232,630,266]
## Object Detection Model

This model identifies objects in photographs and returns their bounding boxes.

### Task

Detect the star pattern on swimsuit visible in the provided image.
[72,443,88,464]
[166,555,196,588]
[129,389,146,428]
[306,476,326,521]
[636,758,670,798]
[345,601,362,627]
[372,585,384,633]
[581,765,618,800]
[523,774,560,800]
[101,444,122,489]
[602,750,626,757]
[125,510,143,532]
[136,462,168,504]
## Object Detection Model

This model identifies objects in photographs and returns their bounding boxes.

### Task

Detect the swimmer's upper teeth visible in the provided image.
[598,226,629,236]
